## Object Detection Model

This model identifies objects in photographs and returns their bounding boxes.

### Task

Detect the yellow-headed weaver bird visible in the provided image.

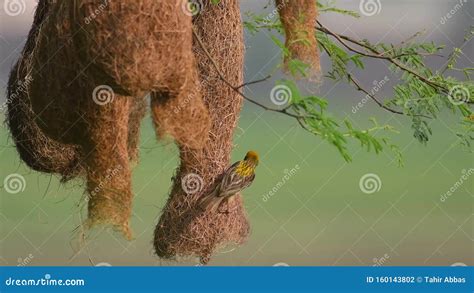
[199,151,259,212]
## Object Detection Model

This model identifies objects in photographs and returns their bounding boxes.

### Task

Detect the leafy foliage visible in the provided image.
[242,1,473,164]
[278,80,402,164]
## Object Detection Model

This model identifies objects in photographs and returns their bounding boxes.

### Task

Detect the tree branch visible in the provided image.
[318,40,432,119]
[236,75,272,89]
[316,22,448,93]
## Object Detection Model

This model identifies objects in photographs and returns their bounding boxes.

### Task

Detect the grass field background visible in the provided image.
[0,0,472,266]
[1,108,472,266]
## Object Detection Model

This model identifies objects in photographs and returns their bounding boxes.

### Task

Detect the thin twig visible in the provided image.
[390,52,443,59]
[236,75,272,89]
[318,40,431,119]
[317,22,447,93]
[347,73,432,119]
[380,30,426,57]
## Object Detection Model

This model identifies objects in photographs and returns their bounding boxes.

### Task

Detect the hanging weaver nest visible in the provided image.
[6,0,207,238]
[153,0,250,264]
[6,0,82,182]
[277,0,320,78]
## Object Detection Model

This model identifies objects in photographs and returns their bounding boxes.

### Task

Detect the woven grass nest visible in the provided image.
[5,0,320,263]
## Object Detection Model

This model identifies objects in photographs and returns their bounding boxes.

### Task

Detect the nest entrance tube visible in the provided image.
[6,0,82,182]
[154,0,250,264]
[277,0,321,77]
[6,0,204,238]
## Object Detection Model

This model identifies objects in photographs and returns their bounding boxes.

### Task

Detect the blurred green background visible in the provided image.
[1,110,472,266]
[0,0,473,266]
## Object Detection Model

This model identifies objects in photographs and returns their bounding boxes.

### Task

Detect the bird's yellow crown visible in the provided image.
[244,151,259,164]
[236,151,259,177]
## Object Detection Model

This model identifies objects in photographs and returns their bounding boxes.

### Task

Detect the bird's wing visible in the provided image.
[219,169,255,198]
[242,173,255,189]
